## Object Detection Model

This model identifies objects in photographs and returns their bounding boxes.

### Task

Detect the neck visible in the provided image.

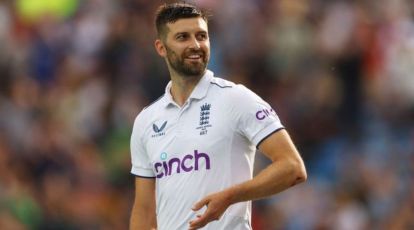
[169,70,204,107]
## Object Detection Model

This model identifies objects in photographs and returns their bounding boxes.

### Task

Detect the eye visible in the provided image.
[197,33,208,41]
[176,33,187,41]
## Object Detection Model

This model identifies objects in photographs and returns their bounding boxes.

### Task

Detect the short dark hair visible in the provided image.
[155,3,208,40]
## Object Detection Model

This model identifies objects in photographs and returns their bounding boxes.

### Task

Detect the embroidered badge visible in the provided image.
[152,121,167,138]
[196,103,212,135]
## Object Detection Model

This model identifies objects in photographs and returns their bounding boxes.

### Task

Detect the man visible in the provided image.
[130,3,307,230]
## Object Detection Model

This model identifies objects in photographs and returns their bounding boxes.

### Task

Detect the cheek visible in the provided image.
[174,47,187,57]
[202,42,210,53]
[166,46,182,58]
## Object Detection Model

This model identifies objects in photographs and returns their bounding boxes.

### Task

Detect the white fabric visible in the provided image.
[130,70,284,230]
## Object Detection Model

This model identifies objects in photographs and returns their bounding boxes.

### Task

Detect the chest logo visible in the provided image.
[152,121,167,138]
[196,103,212,135]
[154,150,211,179]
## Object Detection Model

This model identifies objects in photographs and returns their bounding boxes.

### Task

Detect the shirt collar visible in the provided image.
[163,70,214,107]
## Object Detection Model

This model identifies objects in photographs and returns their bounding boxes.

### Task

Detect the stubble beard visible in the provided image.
[165,45,209,78]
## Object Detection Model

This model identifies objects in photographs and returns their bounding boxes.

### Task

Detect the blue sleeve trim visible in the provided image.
[256,127,285,149]
[134,175,156,179]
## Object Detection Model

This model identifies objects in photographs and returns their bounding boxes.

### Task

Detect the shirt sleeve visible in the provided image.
[130,113,155,177]
[234,85,284,146]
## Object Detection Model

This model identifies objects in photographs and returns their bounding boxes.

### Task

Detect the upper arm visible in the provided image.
[257,129,298,160]
[134,177,156,207]
[134,177,155,219]
[131,177,156,227]
[258,129,306,178]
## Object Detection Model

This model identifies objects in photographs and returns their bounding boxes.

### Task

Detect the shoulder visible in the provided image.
[209,75,252,97]
[134,94,165,126]
[209,76,235,89]
[142,94,165,111]
[210,75,261,102]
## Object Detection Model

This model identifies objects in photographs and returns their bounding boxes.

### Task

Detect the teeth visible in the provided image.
[188,55,200,59]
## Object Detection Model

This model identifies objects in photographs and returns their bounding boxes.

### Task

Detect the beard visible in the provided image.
[165,45,209,77]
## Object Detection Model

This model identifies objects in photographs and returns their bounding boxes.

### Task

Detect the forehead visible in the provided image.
[166,17,208,35]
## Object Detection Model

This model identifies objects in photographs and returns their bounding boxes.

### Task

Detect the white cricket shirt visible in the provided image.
[130,70,284,230]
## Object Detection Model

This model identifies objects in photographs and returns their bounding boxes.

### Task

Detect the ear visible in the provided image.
[154,39,167,57]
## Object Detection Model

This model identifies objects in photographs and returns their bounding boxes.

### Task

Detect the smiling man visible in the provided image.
[129,3,307,230]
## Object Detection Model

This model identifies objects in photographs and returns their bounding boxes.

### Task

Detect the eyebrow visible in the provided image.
[173,32,188,37]
[173,30,207,36]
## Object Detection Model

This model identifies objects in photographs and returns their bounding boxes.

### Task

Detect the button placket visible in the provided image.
[175,100,192,137]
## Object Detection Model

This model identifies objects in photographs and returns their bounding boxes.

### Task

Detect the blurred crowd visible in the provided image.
[0,0,413,229]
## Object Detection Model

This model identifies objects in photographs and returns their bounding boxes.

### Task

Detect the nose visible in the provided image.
[189,36,201,49]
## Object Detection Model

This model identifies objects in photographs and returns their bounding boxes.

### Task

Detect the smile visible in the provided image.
[186,54,202,60]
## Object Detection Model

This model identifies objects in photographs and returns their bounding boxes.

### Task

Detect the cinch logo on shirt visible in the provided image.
[154,150,211,179]
[256,108,276,120]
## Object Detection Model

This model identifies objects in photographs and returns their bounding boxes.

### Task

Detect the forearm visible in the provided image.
[130,203,157,230]
[225,158,306,205]
[189,130,307,229]
[189,157,306,229]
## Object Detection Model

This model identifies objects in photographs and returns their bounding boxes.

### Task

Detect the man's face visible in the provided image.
[159,17,210,77]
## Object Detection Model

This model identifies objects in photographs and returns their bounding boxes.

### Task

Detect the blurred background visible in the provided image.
[0,0,413,229]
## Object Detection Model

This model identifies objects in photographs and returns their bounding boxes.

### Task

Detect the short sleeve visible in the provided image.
[234,85,284,146]
[130,114,155,177]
